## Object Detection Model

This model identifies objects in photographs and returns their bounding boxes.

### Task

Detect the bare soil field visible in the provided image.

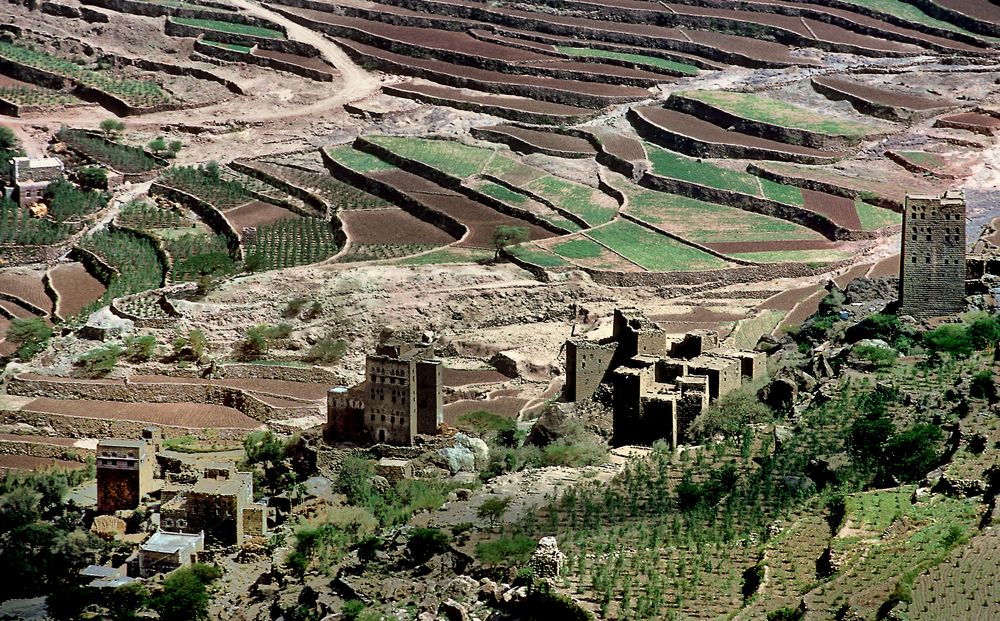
[590,130,647,162]
[385,82,591,121]
[0,433,78,447]
[441,368,509,386]
[225,200,300,233]
[704,239,842,254]
[802,189,863,230]
[477,125,597,157]
[813,76,957,110]
[0,455,87,472]
[0,299,45,321]
[936,111,1000,133]
[20,397,262,430]
[251,48,337,74]
[0,270,52,315]
[129,376,331,401]
[49,263,106,319]
[338,208,457,245]
[758,284,825,312]
[443,396,528,423]
[868,254,900,278]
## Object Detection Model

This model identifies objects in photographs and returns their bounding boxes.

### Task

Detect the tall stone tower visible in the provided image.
[899,190,966,318]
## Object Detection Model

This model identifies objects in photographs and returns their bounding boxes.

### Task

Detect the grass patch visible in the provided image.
[556,46,699,75]
[625,186,820,243]
[201,39,252,53]
[524,176,616,226]
[680,90,876,137]
[324,146,397,173]
[895,150,947,170]
[396,247,492,265]
[646,144,803,206]
[475,180,528,205]
[366,136,494,178]
[586,220,729,271]
[507,243,571,268]
[834,0,997,41]
[172,16,285,39]
[729,310,785,349]
[732,248,854,264]
[855,201,901,231]
[552,237,605,259]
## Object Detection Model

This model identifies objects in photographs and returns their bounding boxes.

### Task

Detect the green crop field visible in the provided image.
[895,150,947,170]
[396,247,491,265]
[202,39,252,53]
[556,46,699,75]
[0,85,80,107]
[474,180,528,205]
[507,244,571,268]
[834,0,997,41]
[172,17,285,39]
[624,185,823,243]
[524,176,617,226]
[855,200,901,231]
[645,144,804,206]
[732,248,854,265]
[0,42,169,107]
[678,90,876,137]
[586,220,729,271]
[365,136,494,178]
[324,146,397,173]
[729,310,785,349]
[552,238,605,259]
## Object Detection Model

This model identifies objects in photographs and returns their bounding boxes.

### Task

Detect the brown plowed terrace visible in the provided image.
[481,125,598,156]
[386,83,590,118]
[49,263,106,319]
[20,398,262,430]
[279,8,668,84]
[813,76,957,110]
[372,0,815,66]
[367,168,554,248]
[635,107,849,158]
[556,0,924,55]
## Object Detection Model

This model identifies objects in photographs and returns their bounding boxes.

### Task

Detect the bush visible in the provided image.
[303,335,347,364]
[238,325,270,360]
[76,166,108,190]
[689,388,773,441]
[126,334,156,362]
[883,424,943,483]
[970,369,997,402]
[77,345,122,377]
[476,495,512,528]
[153,563,220,621]
[406,527,450,564]
[474,534,536,566]
[6,317,52,360]
[924,324,973,357]
[282,296,309,318]
[852,344,897,369]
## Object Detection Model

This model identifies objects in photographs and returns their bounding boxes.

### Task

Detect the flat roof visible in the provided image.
[142,530,203,554]
[98,439,146,449]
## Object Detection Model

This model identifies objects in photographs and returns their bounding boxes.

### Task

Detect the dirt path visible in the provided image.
[230,0,380,104]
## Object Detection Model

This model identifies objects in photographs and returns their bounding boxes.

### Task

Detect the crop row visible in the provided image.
[57,128,163,174]
[243,217,339,270]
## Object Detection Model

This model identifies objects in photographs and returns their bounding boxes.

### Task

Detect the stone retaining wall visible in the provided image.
[149,182,245,260]
[745,163,901,212]
[164,17,318,57]
[7,374,320,423]
[381,84,591,126]
[666,93,872,150]
[0,438,93,461]
[470,126,593,159]
[319,148,469,242]
[629,107,842,166]
[0,408,255,440]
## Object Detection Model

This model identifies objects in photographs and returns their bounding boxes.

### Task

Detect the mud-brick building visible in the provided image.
[564,308,767,448]
[327,338,444,446]
[160,468,266,545]
[8,156,64,208]
[96,428,160,513]
[899,190,967,318]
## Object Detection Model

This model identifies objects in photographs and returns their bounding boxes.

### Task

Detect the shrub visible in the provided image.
[238,325,270,360]
[303,336,347,364]
[852,344,897,369]
[282,296,309,318]
[474,534,536,566]
[689,387,773,441]
[153,563,220,621]
[406,527,450,564]
[76,166,108,190]
[6,317,52,360]
[126,334,156,361]
[923,324,973,357]
[77,345,122,377]
[970,369,997,402]
[883,424,943,483]
[99,118,125,138]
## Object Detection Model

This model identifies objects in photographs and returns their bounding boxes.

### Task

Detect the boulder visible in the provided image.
[439,599,467,621]
[79,307,133,341]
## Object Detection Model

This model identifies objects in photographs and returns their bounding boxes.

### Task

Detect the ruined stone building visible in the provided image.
[565,309,766,447]
[327,338,443,446]
[899,190,967,318]
[8,156,64,208]
[160,466,266,545]
[96,427,160,513]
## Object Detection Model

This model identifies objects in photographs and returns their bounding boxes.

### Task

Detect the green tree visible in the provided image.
[689,387,772,441]
[76,166,108,190]
[153,563,220,621]
[0,125,24,177]
[167,140,183,157]
[147,136,167,156]
[884,425,943,483]
[238,325,270,360]
[0,486,41,533]
[970,369,998,402]
[7,317,53,361]
[491,225,530,260]
[107,581,151,621]
[476,495,512,529]
[99,118,126,139]
[337,456,377,507]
